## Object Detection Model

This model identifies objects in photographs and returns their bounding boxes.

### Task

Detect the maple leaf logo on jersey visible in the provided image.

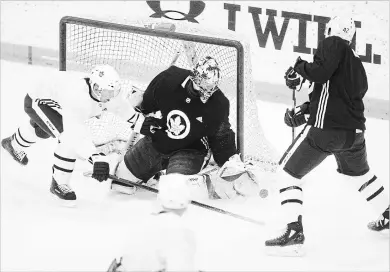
[99,71,105,77]
[166,110,191,139]
[169,116,185,136]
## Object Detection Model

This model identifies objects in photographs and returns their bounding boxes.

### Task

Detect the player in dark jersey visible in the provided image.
[265,16,389,256]
[91,56,244,195]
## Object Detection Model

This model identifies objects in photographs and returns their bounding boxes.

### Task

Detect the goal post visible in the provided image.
[59,16,279,172]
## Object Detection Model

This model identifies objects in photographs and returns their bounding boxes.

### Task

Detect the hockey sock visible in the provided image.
[278,170,304,224]
[353,171,389,217]
[52,145,76,185]
[11,125,39,150]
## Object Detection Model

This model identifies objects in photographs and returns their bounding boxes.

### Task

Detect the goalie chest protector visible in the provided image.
[142,65,230,154]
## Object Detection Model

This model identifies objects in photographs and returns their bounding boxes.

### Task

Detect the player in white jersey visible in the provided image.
[1,65,144,206]
[106,173,199,272]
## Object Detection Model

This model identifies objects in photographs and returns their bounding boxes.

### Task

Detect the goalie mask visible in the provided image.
[325,16,356,44]
[89,65,121,102]
[190,56,221,103]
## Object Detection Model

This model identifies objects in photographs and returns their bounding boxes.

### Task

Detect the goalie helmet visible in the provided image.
[89,64,121,102]
[190,56,221,103]
[325,16,356,43]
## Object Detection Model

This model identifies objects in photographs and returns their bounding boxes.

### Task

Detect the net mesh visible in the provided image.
[61,17,279,172]
[85,111,133,146]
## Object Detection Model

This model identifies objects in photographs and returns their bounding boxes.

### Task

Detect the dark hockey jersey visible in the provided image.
[294,36,368,131]
[139,65,237,166]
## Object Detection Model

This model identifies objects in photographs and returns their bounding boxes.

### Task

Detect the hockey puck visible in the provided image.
[259,189,268,198]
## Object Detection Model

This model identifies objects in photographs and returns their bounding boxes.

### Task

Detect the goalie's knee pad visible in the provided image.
[111,160,142,195]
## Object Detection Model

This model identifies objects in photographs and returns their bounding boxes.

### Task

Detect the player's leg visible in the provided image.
[113,136,165,195]
[50,136,77,206]
[1,94,63,165]
[265,126,334,256]
[334,130,389,235]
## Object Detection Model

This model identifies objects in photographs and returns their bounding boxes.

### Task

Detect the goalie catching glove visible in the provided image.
[284,101,310,128]
[187,154,271,200]
[218,154,246,178]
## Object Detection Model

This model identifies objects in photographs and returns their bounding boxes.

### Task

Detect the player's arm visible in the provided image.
[137,69,167,115]
[284,101,310,128]
[207,99,238,167]
[294,37,344,84]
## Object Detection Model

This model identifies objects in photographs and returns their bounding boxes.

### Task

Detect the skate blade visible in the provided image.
[375,229,390,238]
[110,183,137,195]
[265,244,305,257]
[1,146,27,166]
[51,194,77,208]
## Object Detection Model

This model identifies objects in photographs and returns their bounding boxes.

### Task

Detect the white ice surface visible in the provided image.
[1,60,389,271]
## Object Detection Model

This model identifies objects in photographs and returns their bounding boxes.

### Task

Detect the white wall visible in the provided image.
[1,1,388,100]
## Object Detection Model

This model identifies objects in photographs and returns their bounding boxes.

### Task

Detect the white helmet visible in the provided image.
[89,64,121,102]
[325,16,356,43]
[190,56,221,103]
[157,174,191,210]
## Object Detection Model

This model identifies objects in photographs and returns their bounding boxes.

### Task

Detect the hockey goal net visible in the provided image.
[59,16,279,172]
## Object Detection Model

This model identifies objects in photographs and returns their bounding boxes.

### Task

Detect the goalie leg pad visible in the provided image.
[186,174,217,201]
[123,137,165,181]
[166,149,207,175]
[112,160,142,195]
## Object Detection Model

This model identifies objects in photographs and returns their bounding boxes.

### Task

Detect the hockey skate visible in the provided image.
[1,135,28,166]
[367,207,389,236]
[265,215,305,257]
[106,257,122,272]
[50,178,76,207]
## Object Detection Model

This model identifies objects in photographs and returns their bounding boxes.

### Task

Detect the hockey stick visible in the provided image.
[292,87,296,142]
[102,173,265,226]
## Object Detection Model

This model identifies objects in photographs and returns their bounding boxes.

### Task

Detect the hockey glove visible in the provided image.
[218,154,246,179]
[285,57,306,91]
[140,116,166,137]
[92,155,110,182]
[284,102,310,127]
